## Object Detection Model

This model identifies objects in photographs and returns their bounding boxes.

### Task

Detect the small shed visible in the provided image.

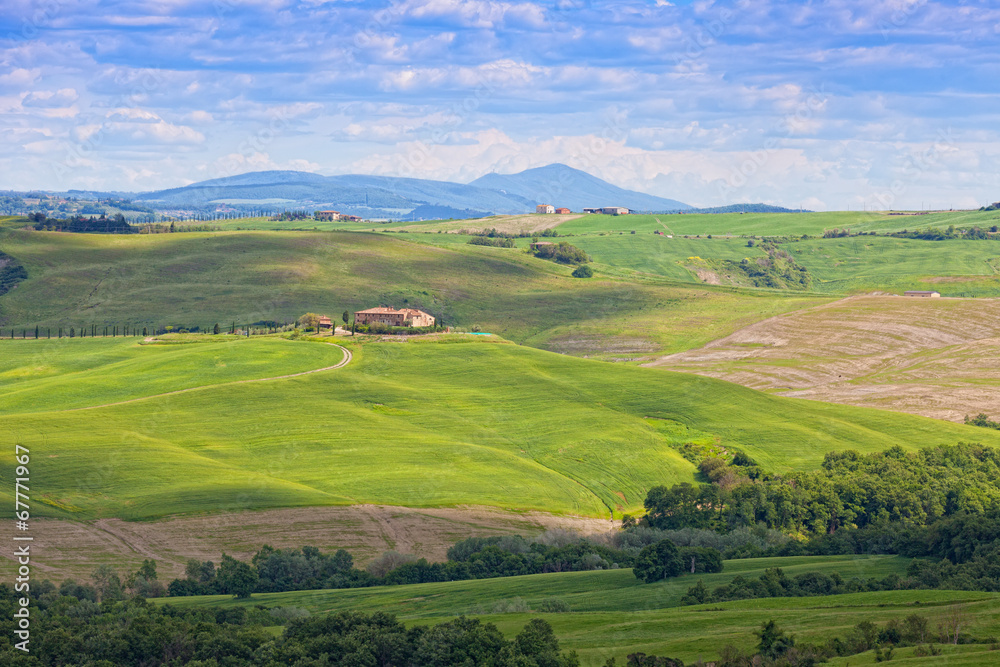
[904,290,941,298]
[555,207,571,214]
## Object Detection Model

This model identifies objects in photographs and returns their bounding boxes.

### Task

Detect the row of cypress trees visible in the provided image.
[5,321,296,339]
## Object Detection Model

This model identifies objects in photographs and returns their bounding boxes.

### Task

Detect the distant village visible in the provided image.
[535,205,631,216]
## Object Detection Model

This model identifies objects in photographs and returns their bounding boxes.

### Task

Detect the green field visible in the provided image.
[788,237,1000,296]
[0,336,343,414]
[5,335,999,521]
[0,227,826,360]
[508,230,1000,297]
[552,210,1000,237]
[160,555,1000,665]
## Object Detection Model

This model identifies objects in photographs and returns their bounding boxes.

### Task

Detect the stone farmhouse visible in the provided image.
[315,210,364,222]
[536,204,555,214]
[317,315,334,330]
[355,307,435,327]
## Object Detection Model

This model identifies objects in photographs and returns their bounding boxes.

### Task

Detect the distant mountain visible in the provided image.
[469,164,691,212]
[134,171,535,217]
[126,164,689,218]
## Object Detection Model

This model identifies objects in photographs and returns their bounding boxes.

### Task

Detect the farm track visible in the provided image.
[62,341,352,412]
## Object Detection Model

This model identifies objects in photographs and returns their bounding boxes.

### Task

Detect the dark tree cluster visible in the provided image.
[0,582,579,667]
[30,212,136,233]
[644,443,1000,538]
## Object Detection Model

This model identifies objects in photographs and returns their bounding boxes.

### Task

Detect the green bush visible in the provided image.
[538,597,571,613]
[571,265,593,278]
[633,539,683,583]
[533,241,589,264]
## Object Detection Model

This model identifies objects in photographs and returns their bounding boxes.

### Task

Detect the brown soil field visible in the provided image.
[648,295,1000,422]
[4,505,611,584]
[394,213,581,234]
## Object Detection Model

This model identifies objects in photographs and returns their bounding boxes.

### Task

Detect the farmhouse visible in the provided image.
[555,207,571,214]
[904,290,941,298]
[317,315,334,330]
[315,210,340,221]
[355,307,435,327]
[341,214,363,222]
[583,207,630,215]
[536,204,555,214]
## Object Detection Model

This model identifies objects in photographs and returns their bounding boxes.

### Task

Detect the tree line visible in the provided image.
[0,583,581,666]
[161,532,721,599]
[641,443,1000,537]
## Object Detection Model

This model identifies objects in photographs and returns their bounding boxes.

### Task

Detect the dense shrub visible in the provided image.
[533,241,589,264]
[468,235,515,248]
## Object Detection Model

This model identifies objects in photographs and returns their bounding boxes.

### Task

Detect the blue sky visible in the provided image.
[1,0,998,209]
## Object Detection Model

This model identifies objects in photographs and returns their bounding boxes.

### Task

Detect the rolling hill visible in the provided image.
[4,334,1000,523]
[0,227,824,359]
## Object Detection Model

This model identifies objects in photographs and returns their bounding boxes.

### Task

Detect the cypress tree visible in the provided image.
[34,325,38,339]
[69,327,75,338]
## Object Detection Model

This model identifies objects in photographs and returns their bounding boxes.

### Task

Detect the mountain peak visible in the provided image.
[133,164,689,216]
[470,164,690,211]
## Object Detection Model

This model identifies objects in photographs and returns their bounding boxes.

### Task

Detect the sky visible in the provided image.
[1,0,999,210]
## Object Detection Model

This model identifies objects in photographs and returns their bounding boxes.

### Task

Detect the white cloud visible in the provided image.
[0,68,41,87]
[402,0,546,29]
[21,88,78,107]
[186,110,214,124]
[65,108,206,148]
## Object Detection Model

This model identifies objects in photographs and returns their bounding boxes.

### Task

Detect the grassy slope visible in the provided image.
[788,237,1000,297]
[160,556,1000,665]
[529,230,1000,298]
[0,228,824,360]
[554,210,1000,237]
[5,336,999,521]
[0,336,343,414]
